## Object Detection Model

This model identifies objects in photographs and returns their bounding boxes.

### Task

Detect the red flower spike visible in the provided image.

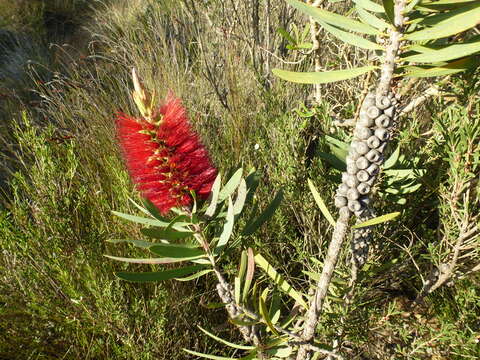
[116,94,217,214]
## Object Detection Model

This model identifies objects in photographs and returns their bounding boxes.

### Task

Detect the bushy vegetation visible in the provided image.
[1,0,479,359]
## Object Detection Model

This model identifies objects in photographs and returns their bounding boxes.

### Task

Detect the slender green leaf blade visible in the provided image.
[107,238,156,249]
[183,349,253,360]
[243,248,255,302]
[382,0,395,25]
[353,0,385,12]
[272,66,376,84]
[403,57,479,77]
[141,227,193,240]
[219,168,243,202]
[112,211,169,227]
[234,276,241,304]
[319,20,383,50]
[405,2,480,41]
[254,253,307,309]
[206,173,222,217]
[242,190,284,236]
[116,265,206,282]
[287,0,380,35]
[149,243,205,258]
[308,179,336,226]
[175,269,213,281]
[197,326,255,351]
[352,212,401,228]
[218,197,235,249]
[259,289,279,336]
[233,178,248,215]
[105,255,196,264]
[238,250,247,281]
[384,146,400,169]
[356,6,389,30]
[403,40,480,63]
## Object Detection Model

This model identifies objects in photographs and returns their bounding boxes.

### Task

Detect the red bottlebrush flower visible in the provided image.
[116,94,217,214]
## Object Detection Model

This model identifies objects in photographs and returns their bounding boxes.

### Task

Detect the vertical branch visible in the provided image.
[296,1,407,359]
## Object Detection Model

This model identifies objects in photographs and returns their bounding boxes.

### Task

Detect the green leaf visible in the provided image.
[206,173,222,217]
[219,168,243,202]
[175,269,213,281]
[382,0,395,25]
[105,255,196,264]
[116,265,206,282]
[197,326,255,351]
[325,135,349,150]
[384,146,400,169]
[218,197,235,249]
[243,248,255,302]
[259,289,279,336]
[318,20,383,50]
[352,212,401,228]
[141,227,193,240]
[234,276,241,304]
[272,66,376,84]
[403,57,479,77]
[183,349,254,360]
[238,250,247,281]
[353,0,385,13]
[265,347,293,358]
[112,211,169,227]
[242,190,284,236]
[107,238,156,249]
[356,6,389,31]
[277,27,297,44]
[308,179,336,226]
[405,0,422,13]
[287,0,380,35]
[141,198,169,222]
[245,169,261,203]
[149,243,205,258]
[403,39,480,63]
[233,178,248,215]
[254,253,308,309]
[405,2,480,41]
[317,152,346,171]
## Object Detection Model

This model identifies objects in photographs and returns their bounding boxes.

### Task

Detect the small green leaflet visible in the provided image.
[175,269,213,281]
[272,66,376,84]
[308,179,336,226]
[287,0,380,35]
[116,265,206,282]
[259,289,279,336]
[318,20,383,50]
[197,326,255,350]
[353,0,385,13]
[149,243,205,258]
[183,349,255,360]
[105,255,197,264]
[352,212,401,228]
[112,211,170,227]
[233,178,247,215]
[254,253,308,309]
[107,238,156,248]
[356,5,389,31]
[206,173,222,217]
[382,0,395,25]
[243,248,255,302]
[383,146,400,169]
[403,39,480,63]
[141,227,193,240]
[405,2,480,41]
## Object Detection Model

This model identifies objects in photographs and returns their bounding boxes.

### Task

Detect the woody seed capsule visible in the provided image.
[344,174,359,188]
[339,206,351,217]
[347,162,359,175]
[334,196,347,208]
[366,163,379,176]
[367,135,381,149]
[377,141,387,153]
[375,128,389,141]
[366,149,381,163]
[355,156,369,170]
[375,114,391,128]
[347,188,360,200]
[358,114,375,127]
[348,200,362,212]
[354,127,372,140]
[376,95,391,110]
[337,183,349,196]
[357,182,371,195]
[366,106,381,119]
[384,106,395,118]
[356,169,370,182]
[354,141,370,155]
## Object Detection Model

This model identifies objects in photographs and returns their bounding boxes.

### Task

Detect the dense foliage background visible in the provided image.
[1,0,479,359]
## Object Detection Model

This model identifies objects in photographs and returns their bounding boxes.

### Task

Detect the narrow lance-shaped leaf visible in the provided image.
[254,253,308,309]
[105,254,199,265]
[107,238,156,248]
[175,269,213,281]
[403,56,479,78]
[242,190,284,236]
[238,250,247,281]
[382,0,395,25]
[112,210,170,227]
[116,265,206,282]
[233,178,247,215]
[318,20,383,50]
[352,211,401,228]
[405,2,480,41]
[234,276,241,304]
[206,173,222,217]
[353,0,385,13]
[308,179,336,226]
[272,66,376,84]
[183,349,256,360]
[383,146,400,169]
[356,6,389,31]
[259,289,279,336]
[197,326,255,351]
[219,168,243,202]
[217,197,235,249]
[149,243,205,258]
[403,39,480,63]
[287,0,380,35]
[141,227,193,240]
[243,248,255,302]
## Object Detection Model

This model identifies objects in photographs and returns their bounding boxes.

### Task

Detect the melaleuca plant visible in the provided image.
[271,0,479,359]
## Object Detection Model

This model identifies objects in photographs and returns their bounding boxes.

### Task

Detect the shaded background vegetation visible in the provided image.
[0,0,479,359]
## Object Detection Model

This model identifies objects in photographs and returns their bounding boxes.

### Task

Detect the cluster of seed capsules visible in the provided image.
[334,92,397,218]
